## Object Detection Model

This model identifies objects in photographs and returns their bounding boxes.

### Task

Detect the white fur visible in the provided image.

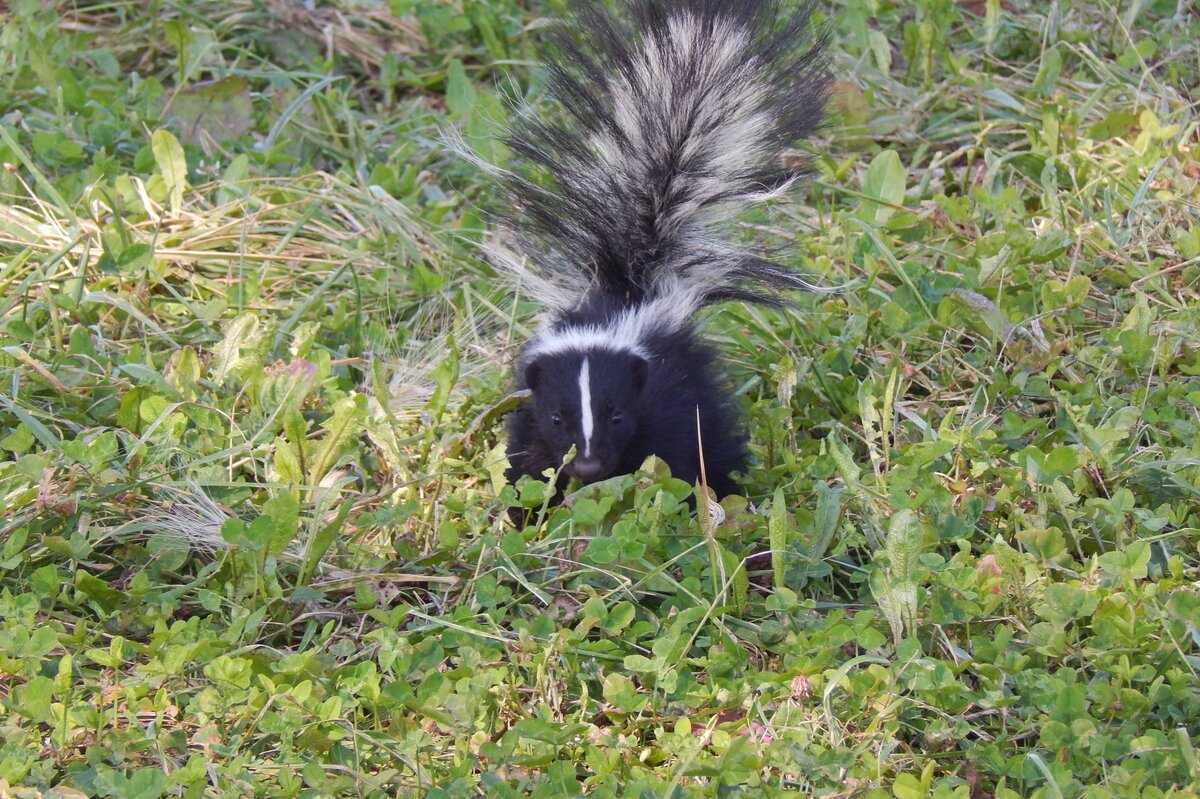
[462,4,828,326]
[579,358,593,457]
[522,290,711,362]
[485,239,594,316]
[525,322,649,362]
[596,14,776,253]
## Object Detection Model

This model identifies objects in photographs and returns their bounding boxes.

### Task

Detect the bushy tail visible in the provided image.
[490,0,831,322]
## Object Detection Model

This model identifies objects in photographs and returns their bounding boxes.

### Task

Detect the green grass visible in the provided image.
[1,0,1199,796]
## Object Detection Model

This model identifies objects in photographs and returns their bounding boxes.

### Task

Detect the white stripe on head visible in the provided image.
[527,326,649,361]
[523,296,700,363]
[578,357,593,458]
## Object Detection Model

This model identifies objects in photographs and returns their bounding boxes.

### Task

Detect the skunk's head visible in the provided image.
[522,348,648,483]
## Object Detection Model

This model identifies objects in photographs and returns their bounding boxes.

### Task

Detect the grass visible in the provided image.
[1,0,1199,796]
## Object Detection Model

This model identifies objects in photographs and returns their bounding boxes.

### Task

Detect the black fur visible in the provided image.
[492,0,831,499]
[506,303,744,497]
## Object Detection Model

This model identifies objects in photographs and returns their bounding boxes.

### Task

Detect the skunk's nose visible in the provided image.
[571,457,605,482]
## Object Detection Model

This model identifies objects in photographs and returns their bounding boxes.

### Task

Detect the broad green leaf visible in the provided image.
[859,149,907,225]
[15,676,54,723]
[867,29,891,73]
[586,536,620,565]
[116,388,150,433]
[871,567,917,646]
[826,432,861,489]
[940,289,1012,343]
[510,719,590,745]
[221,517,259,550]
[977,244,1011,285]
[1089,110,1138,140]
[75,571,123,614]
[600,602,636,635]
[983,0,1000,50]
[1032,47,1062,94]
[212,313,266,386]
[805,482,844,562]
[309,394,368,484]
[170,75,253,144]
[125,768,166,799]
[166,345,203,399]
[601,672,647,713]
[151,128,188,214]
[262,492,299,556]
[1098,541,1151,583]
[885,509,924,584]
[623,654,661,673]
[445,58,475,116]
[769,487,788,591]
[30,564,61,598]
[273,435,304,486]
[871,510,926,644]
[1035,582,1098,627]
[301,498,353,586]
[2,424,36,454]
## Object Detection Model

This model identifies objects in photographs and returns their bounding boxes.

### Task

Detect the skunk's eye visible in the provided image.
[610,410,624,425]
[551,413,563,426]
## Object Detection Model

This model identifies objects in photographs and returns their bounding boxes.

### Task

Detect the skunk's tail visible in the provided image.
[490,0,831,329]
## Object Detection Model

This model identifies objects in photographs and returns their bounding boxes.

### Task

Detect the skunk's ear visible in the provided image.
[630,356,648,392]
[524,360,542,391]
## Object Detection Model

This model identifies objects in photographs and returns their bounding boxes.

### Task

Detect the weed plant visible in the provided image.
[0,0,1198,796]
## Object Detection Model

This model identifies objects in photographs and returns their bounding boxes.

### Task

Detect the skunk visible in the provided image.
[485,0,831,499]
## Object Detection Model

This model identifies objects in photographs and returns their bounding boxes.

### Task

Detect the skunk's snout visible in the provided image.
[570,456,606,482]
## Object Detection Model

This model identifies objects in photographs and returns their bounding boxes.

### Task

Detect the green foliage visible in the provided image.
[1,0,1199,796]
